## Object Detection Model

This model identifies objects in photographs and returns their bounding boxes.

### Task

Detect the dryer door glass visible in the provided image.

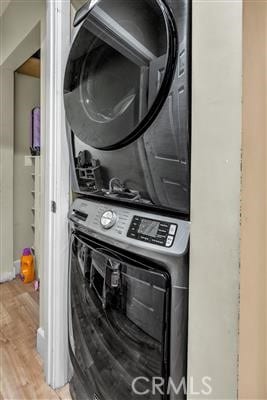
[64,0,177,150]
[69,235,170,399]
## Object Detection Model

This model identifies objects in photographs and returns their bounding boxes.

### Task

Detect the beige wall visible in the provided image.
[0,67,14,282]
[239,1,267,399]
[0,0,44,66]
[13,73,40,261]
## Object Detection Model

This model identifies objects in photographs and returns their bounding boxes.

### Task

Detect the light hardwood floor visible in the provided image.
[0,277,72,400]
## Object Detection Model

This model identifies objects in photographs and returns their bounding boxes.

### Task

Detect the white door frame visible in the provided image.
[42,0,71,388]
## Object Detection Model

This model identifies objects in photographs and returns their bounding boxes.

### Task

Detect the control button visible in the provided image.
[158,228,169,234]
[151,238,165,245]
[165,235,174,247]
[100,210,117,229]
[160,223,169,229]
[129,232,137,237]
[169,224,177,235]
[140,235,150,241]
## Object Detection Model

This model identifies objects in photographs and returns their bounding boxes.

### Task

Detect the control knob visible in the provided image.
[100,210,117,229]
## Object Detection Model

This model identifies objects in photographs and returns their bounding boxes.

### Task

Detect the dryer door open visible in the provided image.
[64,0,177,150]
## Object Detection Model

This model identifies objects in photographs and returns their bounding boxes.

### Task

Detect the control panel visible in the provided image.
[69,198,190,256]
[127,216,177,248]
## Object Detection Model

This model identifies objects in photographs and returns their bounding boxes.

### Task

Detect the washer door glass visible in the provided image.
[64,0,177,150]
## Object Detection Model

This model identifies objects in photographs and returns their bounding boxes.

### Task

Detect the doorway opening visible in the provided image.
[13,50,41,281]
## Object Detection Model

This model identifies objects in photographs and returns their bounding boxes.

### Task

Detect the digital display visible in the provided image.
[138,219,160,238]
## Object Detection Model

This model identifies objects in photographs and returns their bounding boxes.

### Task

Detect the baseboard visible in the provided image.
[37,327,47,365]
[13,259,20,275]
[0,269,15,283]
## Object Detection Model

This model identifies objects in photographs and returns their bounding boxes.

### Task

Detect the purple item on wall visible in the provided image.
[31,106,40,155]
[23,248,32,256]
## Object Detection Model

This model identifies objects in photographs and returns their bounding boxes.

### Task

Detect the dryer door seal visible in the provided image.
[64,0,178,150]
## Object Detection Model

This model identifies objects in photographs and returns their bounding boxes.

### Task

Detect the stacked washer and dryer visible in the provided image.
[64,0,191,399]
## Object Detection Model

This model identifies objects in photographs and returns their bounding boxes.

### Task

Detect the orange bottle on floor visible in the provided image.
[20,248,35,283]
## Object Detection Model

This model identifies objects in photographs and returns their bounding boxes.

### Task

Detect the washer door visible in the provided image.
[69,234,171,399]
[64,0,177,150]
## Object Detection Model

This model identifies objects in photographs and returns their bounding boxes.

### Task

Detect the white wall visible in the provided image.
[188,1,243,398]
[13,72,40,261]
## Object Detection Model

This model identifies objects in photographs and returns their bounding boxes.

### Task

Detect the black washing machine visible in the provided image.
[64,0,191,216]
[68,198,190,400]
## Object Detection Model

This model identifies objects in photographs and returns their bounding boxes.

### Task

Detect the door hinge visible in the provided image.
[51,201,57,213]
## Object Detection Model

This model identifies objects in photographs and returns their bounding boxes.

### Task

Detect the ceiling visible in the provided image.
[0,0,11,17]
[16,57,40,78]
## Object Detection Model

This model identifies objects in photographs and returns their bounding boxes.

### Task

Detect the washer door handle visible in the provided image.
[107,259,121,288]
